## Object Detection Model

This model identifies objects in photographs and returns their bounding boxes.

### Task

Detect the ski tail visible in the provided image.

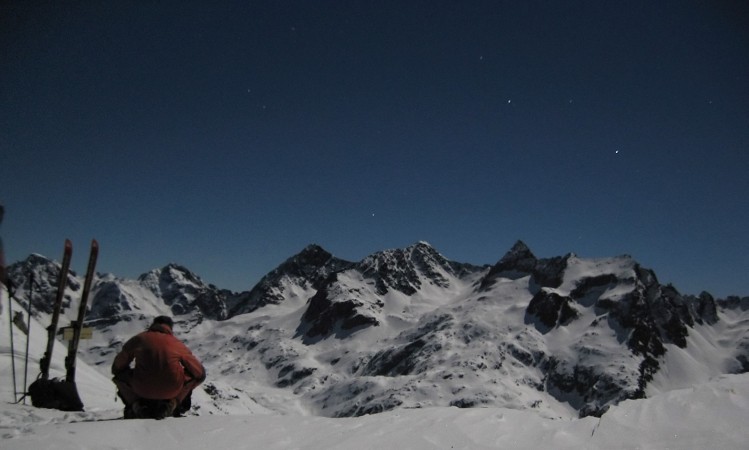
[65,239,99,383]
[40,239,73,380]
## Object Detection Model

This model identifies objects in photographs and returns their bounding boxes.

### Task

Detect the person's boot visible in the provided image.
[173,391,192,417]
[131,400,147,418]
[153,398,177,420]
[123,403,135,419]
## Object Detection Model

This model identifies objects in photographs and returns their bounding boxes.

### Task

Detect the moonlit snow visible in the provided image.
[2,290,748,449]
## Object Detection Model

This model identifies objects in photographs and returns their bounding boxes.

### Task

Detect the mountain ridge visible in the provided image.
[6,240,749,418]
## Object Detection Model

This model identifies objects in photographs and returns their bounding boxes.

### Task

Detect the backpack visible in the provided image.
[27,378,84,411]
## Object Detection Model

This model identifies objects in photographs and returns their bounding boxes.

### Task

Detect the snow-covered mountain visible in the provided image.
[5,241,749,419]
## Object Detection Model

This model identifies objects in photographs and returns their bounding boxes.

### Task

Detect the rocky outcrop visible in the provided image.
[525,290,579,332]
[480,240,568,290]
[7,253,80,316]
[297,273,381,342]
[357,242,480,295]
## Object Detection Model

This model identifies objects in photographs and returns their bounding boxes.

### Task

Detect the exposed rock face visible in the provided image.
[690,291,719,325]
[7,253,80,316]
[138,263,230,320]
[296,242,485,342]
[525,290,580,332]
[480,240,568,290]
[357,241,480,295]
[358,314,452,377]
[531,263,725,417]
[298,273,381,342]
[87,280,133,324]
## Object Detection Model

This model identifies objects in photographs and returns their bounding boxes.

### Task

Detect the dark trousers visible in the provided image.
[113,369,198,406]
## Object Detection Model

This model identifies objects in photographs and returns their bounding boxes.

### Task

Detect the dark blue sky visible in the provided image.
[2,1,748,296]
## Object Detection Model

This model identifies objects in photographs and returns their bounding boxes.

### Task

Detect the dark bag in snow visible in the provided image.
[28,378,84,411]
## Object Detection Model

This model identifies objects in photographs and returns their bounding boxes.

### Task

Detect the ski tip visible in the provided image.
[64,239,73,251]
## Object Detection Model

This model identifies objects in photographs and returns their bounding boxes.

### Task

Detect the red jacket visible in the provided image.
[112,323,205,400]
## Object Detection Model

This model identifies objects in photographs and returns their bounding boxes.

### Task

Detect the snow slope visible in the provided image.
[3,283,749,449]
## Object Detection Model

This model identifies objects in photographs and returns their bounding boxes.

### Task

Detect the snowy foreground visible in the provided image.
[3,292,749,449]
[2,374,749,450]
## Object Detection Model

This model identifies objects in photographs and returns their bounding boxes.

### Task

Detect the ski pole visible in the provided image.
[0,204,12,401]
[8,282,17,403]
[22,272,33,405]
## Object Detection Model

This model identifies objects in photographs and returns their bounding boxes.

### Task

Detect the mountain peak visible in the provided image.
[405,241,441,258]
[279,244,350,279]
[356,242,470,296]
[480,241,568,290]
[227,244,354,316]
[503,240,535,262]
[412,240,434,249]
[493,240,537,272]
[260,243,347,282]
[295,244,333,265]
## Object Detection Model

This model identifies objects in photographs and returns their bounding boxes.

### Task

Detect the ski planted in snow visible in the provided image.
[65,239,98,383]
[28,239,97,412]
[39,239,73,381]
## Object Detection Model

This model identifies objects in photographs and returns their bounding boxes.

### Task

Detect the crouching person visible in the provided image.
[112,316,206,419]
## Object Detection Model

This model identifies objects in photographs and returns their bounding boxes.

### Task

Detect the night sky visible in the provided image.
[2,1,748,297]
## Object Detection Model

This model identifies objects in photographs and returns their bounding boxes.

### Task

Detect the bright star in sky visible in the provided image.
[1,1,747,298]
